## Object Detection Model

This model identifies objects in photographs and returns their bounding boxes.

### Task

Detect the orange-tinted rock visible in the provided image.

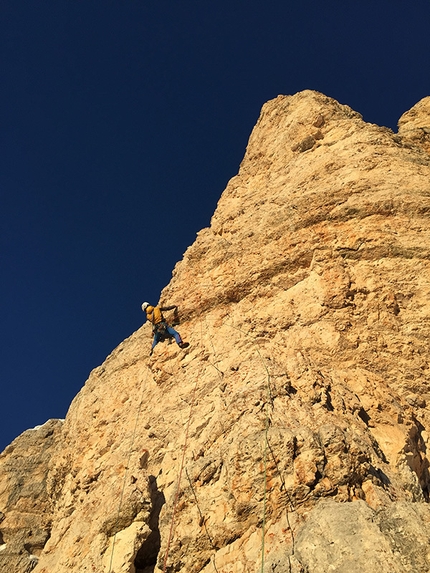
[2,90,430,573]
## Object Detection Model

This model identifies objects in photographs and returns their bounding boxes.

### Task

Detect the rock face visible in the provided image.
[1,90,430,573]
[0,420,63,572]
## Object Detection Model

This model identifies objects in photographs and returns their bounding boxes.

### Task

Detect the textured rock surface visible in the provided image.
[0,420,63,572]
[398,96,430,154]
[1,90,430,573]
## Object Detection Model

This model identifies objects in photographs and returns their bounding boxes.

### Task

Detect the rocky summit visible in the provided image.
[1,90,430,573]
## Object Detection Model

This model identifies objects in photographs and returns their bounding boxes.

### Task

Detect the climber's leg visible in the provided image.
[166,325,183,346]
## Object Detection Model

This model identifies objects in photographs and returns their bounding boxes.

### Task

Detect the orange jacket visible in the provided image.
[145,305,177,325]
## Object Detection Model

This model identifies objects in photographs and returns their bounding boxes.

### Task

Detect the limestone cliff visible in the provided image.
[1,90,430,573]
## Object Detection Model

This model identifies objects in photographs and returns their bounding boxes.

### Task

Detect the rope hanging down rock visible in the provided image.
[107,363,151,573]
[143,313,294,572]
[162,368,200,572]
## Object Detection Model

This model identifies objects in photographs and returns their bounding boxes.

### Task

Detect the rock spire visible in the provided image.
[1,90,430,573]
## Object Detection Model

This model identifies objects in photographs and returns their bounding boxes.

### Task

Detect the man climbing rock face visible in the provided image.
[141,302,189,356]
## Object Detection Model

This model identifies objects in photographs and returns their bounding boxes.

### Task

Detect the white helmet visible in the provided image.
[141,302,150,311]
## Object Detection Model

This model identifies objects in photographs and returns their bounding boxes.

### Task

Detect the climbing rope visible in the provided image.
[162,313,222,572]
[228,319,298,568]
[261,359,274,573]
[204,315,294,571]
[224,319,274,573]
[223,316,275,405]
[203,314,225,383]
[266,438,296,563]
[185,467,216,549]
[230,318,298,569]
[162,364,200,572]
[160,310,293,572]
[228,318,298,569]
[261,410,269,573]
[107,362,151,573]
[102,286,296,573]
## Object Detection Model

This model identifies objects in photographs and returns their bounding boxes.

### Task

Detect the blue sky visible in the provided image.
[1,0,430,451]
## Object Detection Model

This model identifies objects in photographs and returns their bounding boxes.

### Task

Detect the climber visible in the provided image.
[141,302,189,356]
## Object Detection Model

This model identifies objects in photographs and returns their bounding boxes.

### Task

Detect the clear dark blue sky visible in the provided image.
[1,0,429,451]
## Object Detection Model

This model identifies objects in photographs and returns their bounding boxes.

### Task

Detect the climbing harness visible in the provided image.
[153,321,168,338]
